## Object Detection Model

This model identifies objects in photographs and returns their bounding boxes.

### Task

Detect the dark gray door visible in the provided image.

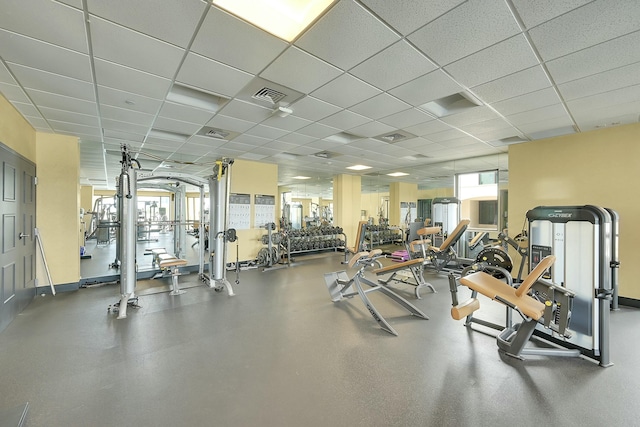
[1,143,36,333]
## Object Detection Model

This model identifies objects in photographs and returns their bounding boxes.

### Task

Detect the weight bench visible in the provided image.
[374,257,436,299]
[451,255,579,361]
[423,219,470,272]
[145,249,189,296]
[324,250,428,336]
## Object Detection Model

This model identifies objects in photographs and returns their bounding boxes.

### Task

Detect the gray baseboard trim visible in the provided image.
[36,282,80,294]
[618,297,640,308]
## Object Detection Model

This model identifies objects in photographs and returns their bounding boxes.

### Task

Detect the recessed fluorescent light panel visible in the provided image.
[167,83,229,112]
[387,172,409,177]
[293,176,311,179]
[213,0,335,42]
[346,165,372,171]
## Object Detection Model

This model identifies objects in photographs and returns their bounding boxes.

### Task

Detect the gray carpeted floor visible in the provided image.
[1,250,639,426]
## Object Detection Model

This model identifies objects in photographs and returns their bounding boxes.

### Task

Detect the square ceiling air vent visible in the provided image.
[197,126,240,141]
[237,77,304,109]
[420,91,483,117]
[312,151,340,159]
[252,87,287,105]
[374,130,417,144]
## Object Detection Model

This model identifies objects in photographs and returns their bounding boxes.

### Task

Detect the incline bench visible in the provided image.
[374,257,435,299]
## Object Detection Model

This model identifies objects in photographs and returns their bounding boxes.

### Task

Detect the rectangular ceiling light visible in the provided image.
[387,172,409,177]
[346,164,371,171]
[213,0,335,42]
[293,175,311,179]
[167,83,228,112]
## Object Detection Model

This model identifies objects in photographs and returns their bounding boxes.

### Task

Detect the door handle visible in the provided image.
[19,232,30,239]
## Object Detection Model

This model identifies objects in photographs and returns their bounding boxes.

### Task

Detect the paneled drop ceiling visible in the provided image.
[1,0,639,197]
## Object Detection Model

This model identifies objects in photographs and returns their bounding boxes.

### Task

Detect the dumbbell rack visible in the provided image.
[281,226,346,256]
[364,224,402,247]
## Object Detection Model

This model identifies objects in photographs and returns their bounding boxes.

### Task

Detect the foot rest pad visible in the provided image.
[451,298,480,320]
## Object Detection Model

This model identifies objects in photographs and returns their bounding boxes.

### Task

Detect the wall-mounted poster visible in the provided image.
[254,194,275,228]
[228,193,251,230]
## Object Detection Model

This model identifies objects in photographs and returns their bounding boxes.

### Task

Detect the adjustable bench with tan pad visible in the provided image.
[374,257,436,299]
[423,219,470,272]
[149,251,189,296]
[324,250,428,336]
[452,255,580,361]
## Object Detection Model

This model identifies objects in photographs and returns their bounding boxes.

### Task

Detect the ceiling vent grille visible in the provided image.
[252,87,287,105]
[312,151,340,159]
[374,130,417,144]
[197,126,240,141]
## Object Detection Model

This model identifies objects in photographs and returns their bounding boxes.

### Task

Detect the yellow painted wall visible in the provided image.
[333,174,361,247]
[36,132,80,284]
[229,159,278,261]
[361,192,389,224]
[0,94,36,161]
[509,123,640,299]
[417,187,454,199]
[389,182,417,226]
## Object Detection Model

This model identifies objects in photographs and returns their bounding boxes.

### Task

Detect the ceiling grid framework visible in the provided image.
[0,0,638,196]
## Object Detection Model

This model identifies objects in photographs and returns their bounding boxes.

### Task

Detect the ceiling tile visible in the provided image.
[360,0,466,35]
[0,0,87,53]
[9,101,42,118]
[511,0,593,29]
[492,87,561,116]
[566,84,640,116]
[445,34,539,87]
[441,106,501,127]
[191,7,287,74]
[90,16,185,79]
[25,88,97,116]
[347,121,396,138]
[404,120,452,137]
[205,114,256,133]
[506,104,569,126]
[349,93,411,121]
[518,116,575,136]
[0,83,29,103]
[217,99,272,123]
[39,107,99,127]
[0,29,92,82]
[573,102,640,132]
[7,63,95,102]
[545,30,640,84]
[558,61,640,102]
[295,0,399,71]
[86,0,206,48]
[529,0,640,61]
[159,101,215,124]
[49,120,101,137]
[297,123,341,139]
[102,118,149,135]
[153,117,202,135]
[261,115,312,133]
[276,133,317,146]
[177,53,253,98]
[95,58,171,99]
[427,128,470,143]
[288,96,341,122]
[0,62,17,84]
[97,85,163,115]
[319,110,371,129]
[260,47,343,94]
[389,70,463,106]
[350,40,437,91]
[311,74,380,109]
[408,0,520,65]
[245,124,288,141]
[458,118,514,136]
[379,108,433,129]
[471,66,551,103]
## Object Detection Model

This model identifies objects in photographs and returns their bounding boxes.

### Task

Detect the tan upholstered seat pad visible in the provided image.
[374,258,424,275]
[460,271,545,320]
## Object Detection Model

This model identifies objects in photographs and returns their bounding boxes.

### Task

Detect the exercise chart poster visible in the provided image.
[254,194,275,228]
[229,193,251,230]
